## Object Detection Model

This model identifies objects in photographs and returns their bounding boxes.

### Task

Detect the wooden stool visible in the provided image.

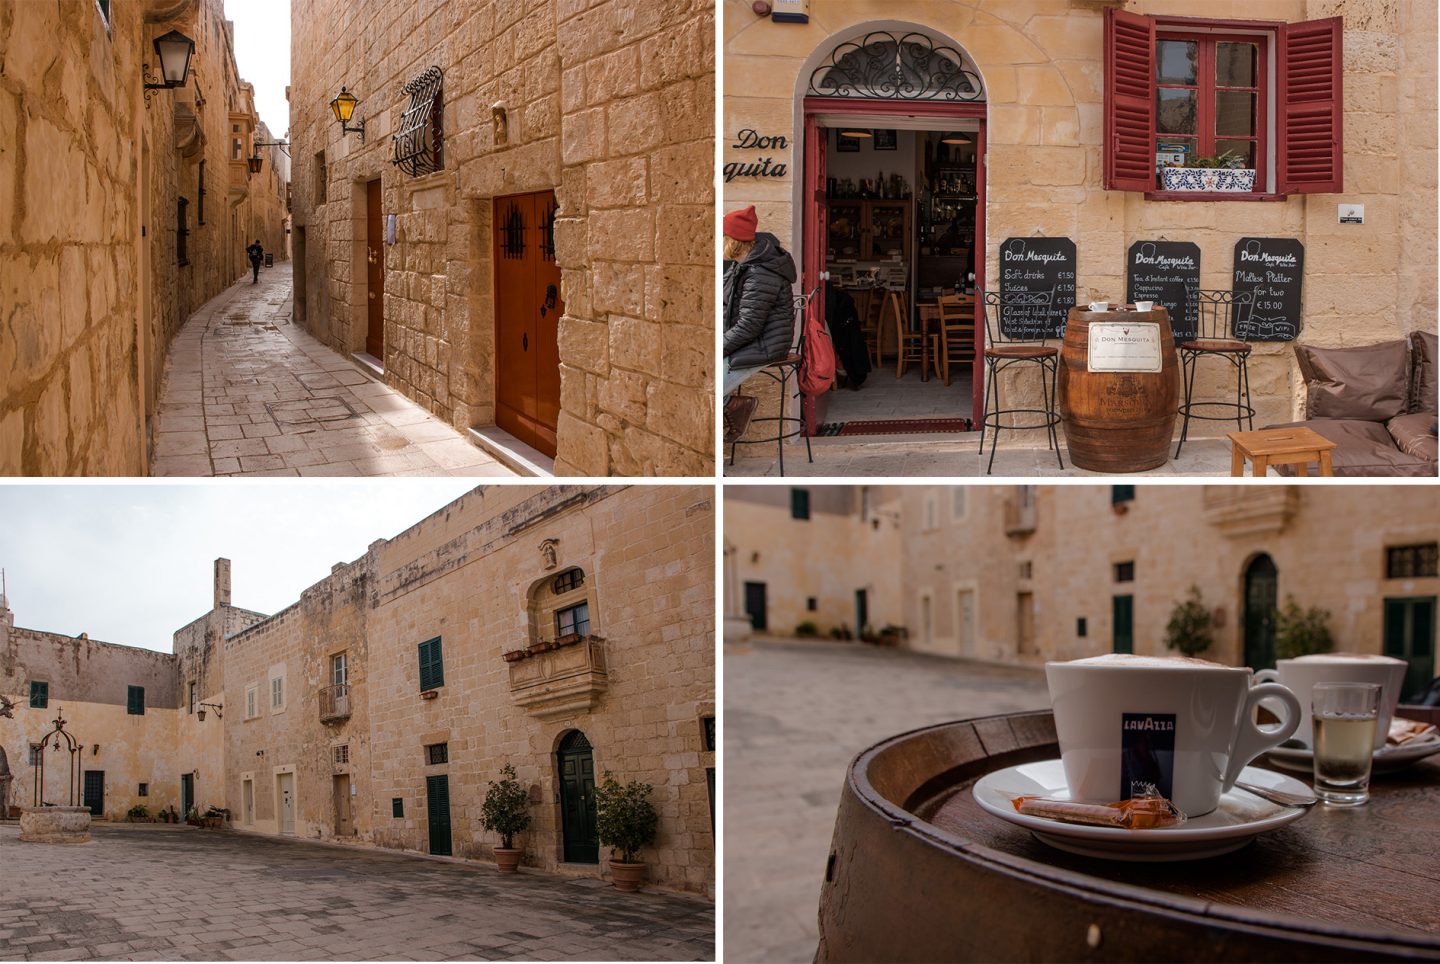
[1227,427,1337,477]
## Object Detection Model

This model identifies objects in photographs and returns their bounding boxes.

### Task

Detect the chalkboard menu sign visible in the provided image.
[999,237,1076,339]
[1126,241,1200,343]
[1231,238,1305,341]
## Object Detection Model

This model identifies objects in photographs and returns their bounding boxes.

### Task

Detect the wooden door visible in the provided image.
[557,731,598,863]
[745,582,768,631]
[83,770,104,817]
[855,589,868,638]
[494,190,562,457]
[180,773,193,818]
[426,774,452,856]
[1112,595,1134,654]
[957,589,976,658]
[1244,554,1278,669]
[277,772,295,835]
[332,774,353,836]
[1384,597,1437,702]
[802,114,828,433]
[243,778,254,826]
[365,179,384,359]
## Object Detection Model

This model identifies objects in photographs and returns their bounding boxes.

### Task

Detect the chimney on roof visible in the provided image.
[214,558,232,610]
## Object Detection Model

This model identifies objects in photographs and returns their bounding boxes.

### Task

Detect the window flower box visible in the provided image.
[1160,168,1256,193]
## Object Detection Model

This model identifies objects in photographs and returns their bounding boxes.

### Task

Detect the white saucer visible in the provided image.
[1265,734,1440,775]
[972,759,1310,861]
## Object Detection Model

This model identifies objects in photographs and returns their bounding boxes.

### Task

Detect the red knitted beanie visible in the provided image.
[723,205,758,241]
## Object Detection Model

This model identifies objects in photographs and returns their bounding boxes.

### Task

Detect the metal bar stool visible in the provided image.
[726,291,817,477]
[977,289,1063,475]
[1175,289,1256,458]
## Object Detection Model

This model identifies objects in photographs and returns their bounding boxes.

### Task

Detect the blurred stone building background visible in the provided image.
[725,484,1438,696]
[0,0,291,475]
[287,0,714,476]
[0,485,716,895]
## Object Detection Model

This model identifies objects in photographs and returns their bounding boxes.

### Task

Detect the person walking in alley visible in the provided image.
[246,239,264,283]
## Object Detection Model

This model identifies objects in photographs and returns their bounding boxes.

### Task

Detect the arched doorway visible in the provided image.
[556,730,598,864]
[799,27,989,429]
[1243,554,1279,669]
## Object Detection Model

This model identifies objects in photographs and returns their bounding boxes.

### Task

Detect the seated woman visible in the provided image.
[723,205,797,395]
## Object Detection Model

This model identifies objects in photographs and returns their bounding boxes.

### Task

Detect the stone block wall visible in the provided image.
[289,0,714,476]
[723,0,1437,449]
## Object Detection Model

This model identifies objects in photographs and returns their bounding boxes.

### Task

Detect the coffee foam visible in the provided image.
[1290,652,1404,663]
[1062,653,1229,669]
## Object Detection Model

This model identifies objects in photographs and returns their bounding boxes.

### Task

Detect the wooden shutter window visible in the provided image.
[127,686,145,716]
[1103,7,1156,192]
[1278,16,1343,194]
[418,636,444,691]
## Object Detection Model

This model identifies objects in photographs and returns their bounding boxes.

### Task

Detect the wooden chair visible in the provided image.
[857,287,885,369]
[885,290,925,378]
[932,294,976,386]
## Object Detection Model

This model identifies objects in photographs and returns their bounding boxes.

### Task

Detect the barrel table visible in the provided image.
[1057,307,1179,473]
[816,710,1440,962]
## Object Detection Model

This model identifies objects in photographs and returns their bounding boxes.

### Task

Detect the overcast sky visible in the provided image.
[226,0,291,137]
[0,482,478,653]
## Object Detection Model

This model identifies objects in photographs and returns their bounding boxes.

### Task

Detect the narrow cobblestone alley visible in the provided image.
[150,264,517,477]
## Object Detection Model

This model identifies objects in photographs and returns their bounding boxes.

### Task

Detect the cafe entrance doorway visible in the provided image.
[799,28,988,438]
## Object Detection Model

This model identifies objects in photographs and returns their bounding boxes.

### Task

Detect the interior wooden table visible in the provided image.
[816,710,1440,962]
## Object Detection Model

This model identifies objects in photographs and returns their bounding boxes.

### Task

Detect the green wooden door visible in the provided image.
[180,773,193,818]
[1244,554,1278,669]
[557,731,598,864]
[426,774,452,856]
[83,770,104,817]
[1112,595,1134,654]
[1384,597,1437,702]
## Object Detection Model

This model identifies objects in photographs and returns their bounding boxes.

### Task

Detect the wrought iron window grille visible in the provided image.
[392,66,444,177]
[808,32,984,101]
[501,201,525,259]
[541,197,557,262]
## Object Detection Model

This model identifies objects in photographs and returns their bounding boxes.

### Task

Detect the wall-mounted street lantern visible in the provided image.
[142,29,196,107]
[247,137,289,175]
[330,87,366,142]
[197,702,223,722]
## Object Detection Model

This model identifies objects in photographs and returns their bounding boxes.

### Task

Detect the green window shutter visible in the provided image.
[127,686,145,715]
[418,637,444,691]
[30,681,48,708]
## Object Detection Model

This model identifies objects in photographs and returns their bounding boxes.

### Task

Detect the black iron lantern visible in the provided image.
[246,154,263,175]
[330,87,366,142]
[142,29,195,106]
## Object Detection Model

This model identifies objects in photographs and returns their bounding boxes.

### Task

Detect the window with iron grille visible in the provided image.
[176,197,189,266]
[30,681,48,708]
[1387,544,1439,579]
[137,783,148,797]
[1115,561,1136,583]
[127,685,144,716]
[333,744,350,765]
[425,742,448,765]
[418,636,444,691]
[703,716,715,753]
[392,66,444,177]
[556,601,590,637]
[553,568,584,594]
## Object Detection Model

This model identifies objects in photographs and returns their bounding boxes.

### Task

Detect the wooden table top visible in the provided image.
[1228,426,1339,456]
[817,710,1440,961]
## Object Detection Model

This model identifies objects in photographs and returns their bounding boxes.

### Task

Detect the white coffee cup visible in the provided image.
[1088,301,1109,312]
[1046,654,1301,817]
[1134,300,1154,312]
[1254,653,1407,750]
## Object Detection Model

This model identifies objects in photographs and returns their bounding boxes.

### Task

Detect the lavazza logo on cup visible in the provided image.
[1121,712,1176,800]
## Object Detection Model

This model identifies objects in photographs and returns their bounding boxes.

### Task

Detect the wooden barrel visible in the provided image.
[1057,307,1178,472]
[815,710,1440,962]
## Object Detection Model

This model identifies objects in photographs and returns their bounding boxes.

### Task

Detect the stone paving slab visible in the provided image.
[150,264,517,478]
[723,636,1051,962]
[0,824,712,961]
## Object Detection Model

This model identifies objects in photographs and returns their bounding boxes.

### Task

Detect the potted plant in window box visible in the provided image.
[595,772,658,893]
[480,763,530,874]
[1160,151,1255,193]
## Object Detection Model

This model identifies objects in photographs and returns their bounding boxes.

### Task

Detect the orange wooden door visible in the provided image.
[365,179,384,359]
[494,190,561,456]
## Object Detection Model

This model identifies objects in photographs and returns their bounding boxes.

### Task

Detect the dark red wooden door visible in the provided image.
[365,179,385,359]
[494,190,561,456]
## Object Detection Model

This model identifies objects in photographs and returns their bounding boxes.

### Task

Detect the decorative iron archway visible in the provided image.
[807,31,985,101]
[31,709,83,807]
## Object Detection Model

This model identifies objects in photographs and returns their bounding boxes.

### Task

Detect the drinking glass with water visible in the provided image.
[1311,682,1382,806]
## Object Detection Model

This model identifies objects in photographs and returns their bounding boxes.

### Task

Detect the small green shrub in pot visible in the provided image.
[1275,596,1334,660]
[594,772,658,892]
[480,764,531,873]
[1164,585,1213,657]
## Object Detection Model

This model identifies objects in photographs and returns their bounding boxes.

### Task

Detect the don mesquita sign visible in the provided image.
[724,129,790,182]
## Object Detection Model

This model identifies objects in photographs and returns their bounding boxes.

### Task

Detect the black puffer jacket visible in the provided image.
[723,233,797,369]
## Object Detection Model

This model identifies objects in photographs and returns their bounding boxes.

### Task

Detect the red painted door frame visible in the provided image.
[801,96,987,423]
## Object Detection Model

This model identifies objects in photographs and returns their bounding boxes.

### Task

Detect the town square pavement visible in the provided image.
[723,636,1050,963]
[0,824,713,961]
[150,263,517,477]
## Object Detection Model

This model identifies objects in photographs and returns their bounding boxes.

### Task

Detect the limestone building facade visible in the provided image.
[0,485,715,896]
[287,0,714,476]
[0,0,291,475]
[723,0,1437,448]
[726,483,1438,700]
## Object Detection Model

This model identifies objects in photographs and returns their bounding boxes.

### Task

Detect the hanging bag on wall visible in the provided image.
[799,289,836,397]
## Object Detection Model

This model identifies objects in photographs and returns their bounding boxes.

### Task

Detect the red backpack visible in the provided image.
[798,296,835,397]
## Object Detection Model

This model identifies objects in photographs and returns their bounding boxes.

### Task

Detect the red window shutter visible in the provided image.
[1103,8,1155,192]
[1278,16,1343,194]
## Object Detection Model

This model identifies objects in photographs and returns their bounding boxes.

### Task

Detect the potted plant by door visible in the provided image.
[594,772,658,893]
[479,763,530,874]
